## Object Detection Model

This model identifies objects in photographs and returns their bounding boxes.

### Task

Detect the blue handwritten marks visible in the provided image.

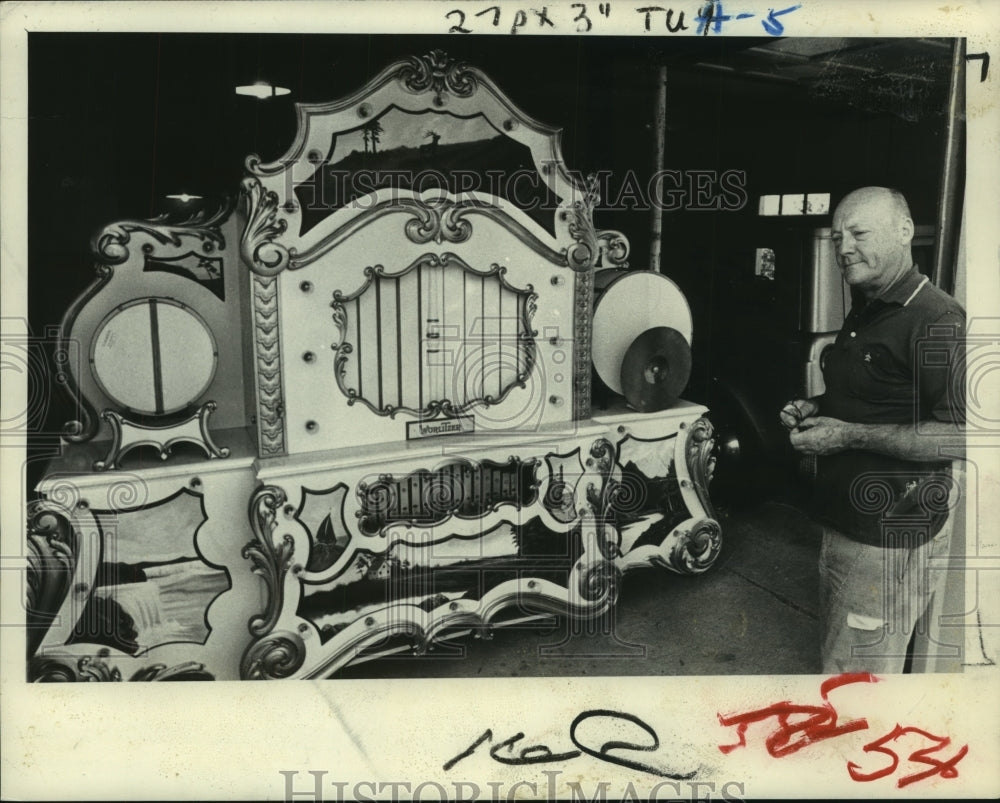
[446,2,801,35]
[762,4,803,35]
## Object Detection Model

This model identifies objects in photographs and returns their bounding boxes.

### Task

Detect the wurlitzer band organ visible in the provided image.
[29,51,721,681]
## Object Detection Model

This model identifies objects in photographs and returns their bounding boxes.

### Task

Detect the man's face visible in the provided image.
[830,191,913,298]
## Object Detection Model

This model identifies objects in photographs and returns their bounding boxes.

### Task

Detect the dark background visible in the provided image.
[26,33,958,499]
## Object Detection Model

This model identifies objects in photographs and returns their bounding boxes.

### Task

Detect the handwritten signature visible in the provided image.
[443,709,697,779]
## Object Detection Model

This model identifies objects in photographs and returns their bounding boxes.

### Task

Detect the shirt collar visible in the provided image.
[877,265,926,306]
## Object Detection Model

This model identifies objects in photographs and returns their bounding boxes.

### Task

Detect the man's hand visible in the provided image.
[788,416,853,456]
[779,398,820,430]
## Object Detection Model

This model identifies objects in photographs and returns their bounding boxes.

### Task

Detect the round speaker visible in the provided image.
[592,271,692,396]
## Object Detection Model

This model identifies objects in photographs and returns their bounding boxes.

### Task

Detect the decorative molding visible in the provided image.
[252,274,286,456]
[573,267,594,421]
[285,196,569,273]
[563,174,601,272]
[242,486,295,638]
[651,518,723,575]
[684,416,719,521]
[397,49,478,105]
[240,631,307,680]
[92,200,231,266]
[331,252,537,420]
[240,176,291,276]
[56,264,114,442]
[596,229,630,269]
[29,649,215,682]
[94,403,230,471]
[25,501,77,657]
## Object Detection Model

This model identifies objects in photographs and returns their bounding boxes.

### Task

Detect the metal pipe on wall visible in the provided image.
[932,38,966,295]
[649,66,668,274]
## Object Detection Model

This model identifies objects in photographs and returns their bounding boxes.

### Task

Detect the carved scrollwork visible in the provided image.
[397,49,478,105]
[596,229,630,268]
[242,486,295,638]
[29,649,215,682]
[563,174,601,272]
[240,631,306,680]
[403,196,475,244]
[92,199,231,266]
[584,437,617,515]
[26,501,77,657]
[240,176,291,276]
[577,560,623,610]
[684,416,718,520]
[93,403,229,471]
[651,518,722,575]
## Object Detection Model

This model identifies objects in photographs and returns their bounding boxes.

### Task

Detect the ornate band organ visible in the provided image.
[29,51,721,681]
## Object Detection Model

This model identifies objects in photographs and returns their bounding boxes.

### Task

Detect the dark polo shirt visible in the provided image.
[813,267,965,547]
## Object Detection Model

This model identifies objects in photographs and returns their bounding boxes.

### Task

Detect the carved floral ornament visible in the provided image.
[396,49,478,106]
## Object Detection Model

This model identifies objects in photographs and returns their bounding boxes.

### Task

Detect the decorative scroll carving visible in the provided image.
[29,649,214,682]
[563,174,601,272]
[356,457,540,535]
[577,560,623,611]
[93,403,229,471]
[241,631,306,680]
[240,176,290,276]
[26,501,77,657]
[397,49,478,105]
[651,518,723,575]
[596,229,630,268]
[242,486,295,638]
[403,195,476,244]
[252,274,285,455]
[684,416,719,520]
[331,252,537,420]
[92,199,231,266]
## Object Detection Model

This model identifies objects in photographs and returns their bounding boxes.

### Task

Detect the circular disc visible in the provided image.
[592,271,692,395]
[620,326,692,412]
[91,298,218,415]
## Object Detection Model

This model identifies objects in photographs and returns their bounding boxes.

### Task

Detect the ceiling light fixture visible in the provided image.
[165,193,203,203]
[235,82,291,99]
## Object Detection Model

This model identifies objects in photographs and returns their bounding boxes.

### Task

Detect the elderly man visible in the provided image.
[780,186,965,673]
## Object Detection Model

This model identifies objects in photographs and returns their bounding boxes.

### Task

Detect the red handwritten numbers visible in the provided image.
[718,674,969,788]
[848,725,969,789]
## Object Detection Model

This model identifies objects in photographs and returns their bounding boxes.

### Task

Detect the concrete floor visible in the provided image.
[337,501,822,678]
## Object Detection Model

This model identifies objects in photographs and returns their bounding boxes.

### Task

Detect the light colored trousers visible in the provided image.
[819,521,953,674]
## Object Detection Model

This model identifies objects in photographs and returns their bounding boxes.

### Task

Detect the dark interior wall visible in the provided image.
[26,33,955,486]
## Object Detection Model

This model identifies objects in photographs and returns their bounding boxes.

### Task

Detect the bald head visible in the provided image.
[836,187,913,230]
[831,187,915,299]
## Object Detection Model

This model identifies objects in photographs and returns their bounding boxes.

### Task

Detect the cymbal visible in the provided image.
[620,326,692,412]
[592,271,692,396]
